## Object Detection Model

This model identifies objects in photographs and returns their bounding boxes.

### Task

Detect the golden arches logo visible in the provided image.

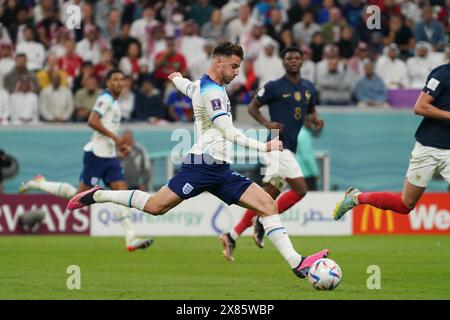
[360,206,395,233]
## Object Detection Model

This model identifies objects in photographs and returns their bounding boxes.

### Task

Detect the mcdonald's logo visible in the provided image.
[360,206,395,233]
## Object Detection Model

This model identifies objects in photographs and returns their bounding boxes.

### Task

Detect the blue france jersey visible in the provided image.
[416,63,450,149]
[256,76,318,153]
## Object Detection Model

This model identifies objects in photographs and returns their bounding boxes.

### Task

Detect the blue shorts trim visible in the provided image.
[79,151,125,187]
[167,154,253,205]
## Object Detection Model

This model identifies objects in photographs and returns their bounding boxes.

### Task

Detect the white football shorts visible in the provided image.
[406,141,450,188]
[261,149,303,191]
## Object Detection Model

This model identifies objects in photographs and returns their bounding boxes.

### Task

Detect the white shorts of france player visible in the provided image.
[406,142,450,188]
[261,149,304,191]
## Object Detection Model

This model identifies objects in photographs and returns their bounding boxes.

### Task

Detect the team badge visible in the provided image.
[305,90,311,102]
[211,99,222,111]
[294,91,301,101]
[182,183,194,195]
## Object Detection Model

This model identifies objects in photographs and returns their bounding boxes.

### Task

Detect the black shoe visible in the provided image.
[219,232,236,261]
[253,216,265,249]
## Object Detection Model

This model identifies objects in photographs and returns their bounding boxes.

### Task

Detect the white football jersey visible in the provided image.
[189,74,233,163]
[83,91,121,158]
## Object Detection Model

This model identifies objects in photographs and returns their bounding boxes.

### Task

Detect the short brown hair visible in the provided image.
[212,42,244,60]
[106,68,124,81]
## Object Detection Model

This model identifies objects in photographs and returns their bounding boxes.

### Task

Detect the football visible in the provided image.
[307,258,342,290]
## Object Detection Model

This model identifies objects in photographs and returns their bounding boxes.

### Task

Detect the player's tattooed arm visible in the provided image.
[414,92,450,121]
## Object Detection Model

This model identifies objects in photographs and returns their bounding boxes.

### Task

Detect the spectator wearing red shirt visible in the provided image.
[153,35,187,89]
[58,39,83,84]
[94,49,114,83]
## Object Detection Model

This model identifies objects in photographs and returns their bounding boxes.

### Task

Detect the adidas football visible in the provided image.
[307,258,342,290]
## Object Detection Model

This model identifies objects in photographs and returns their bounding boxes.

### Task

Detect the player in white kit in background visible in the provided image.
[20,69,153,252]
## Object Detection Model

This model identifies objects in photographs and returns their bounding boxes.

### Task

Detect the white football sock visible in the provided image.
[114,206,136,245]
[260,215,302,268]
[93,190,150,212]
[37,181,77,199]
[229,229,239,241]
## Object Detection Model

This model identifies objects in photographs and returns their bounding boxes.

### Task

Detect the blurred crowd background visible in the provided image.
[1,0,450,126]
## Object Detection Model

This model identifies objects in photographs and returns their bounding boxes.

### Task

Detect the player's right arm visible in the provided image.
[415,67,450,121]
[249,83,284,131]
[414,92,450,121]
[168,73,196,99]
[87,96,123,147]
[414,93,450,121]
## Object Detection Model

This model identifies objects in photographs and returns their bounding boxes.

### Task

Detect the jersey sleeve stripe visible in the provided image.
[210,112,228,122]
[92,108,104,117]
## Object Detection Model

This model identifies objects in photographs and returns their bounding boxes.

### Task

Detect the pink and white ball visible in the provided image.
[307,258,342,290]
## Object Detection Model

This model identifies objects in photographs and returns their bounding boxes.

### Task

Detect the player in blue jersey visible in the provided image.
[333,63,450,220]
[19,69,153,252]
[219,47,325,261]
[67,42,329,279]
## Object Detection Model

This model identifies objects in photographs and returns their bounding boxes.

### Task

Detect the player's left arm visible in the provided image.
[306,85,324,129]
[306,106,324,130]
[213,115,283,152]
[204,90,282,152]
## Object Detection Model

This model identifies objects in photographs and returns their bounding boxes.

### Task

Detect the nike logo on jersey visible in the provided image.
[282,93,291,98]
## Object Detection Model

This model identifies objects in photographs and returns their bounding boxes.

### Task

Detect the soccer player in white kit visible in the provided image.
[219,47,324,261]
[20,69,152,252]
[67,42,329,279]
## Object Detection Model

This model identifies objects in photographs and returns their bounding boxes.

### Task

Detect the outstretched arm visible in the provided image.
[212,113,283,152]
[168,72,196,99]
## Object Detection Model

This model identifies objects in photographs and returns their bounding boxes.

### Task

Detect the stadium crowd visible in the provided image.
[0,0,450,125]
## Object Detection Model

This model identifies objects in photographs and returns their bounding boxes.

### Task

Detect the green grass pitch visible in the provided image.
[0,235,449,300]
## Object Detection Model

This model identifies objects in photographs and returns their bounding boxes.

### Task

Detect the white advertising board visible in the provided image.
[90,192,352,236]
